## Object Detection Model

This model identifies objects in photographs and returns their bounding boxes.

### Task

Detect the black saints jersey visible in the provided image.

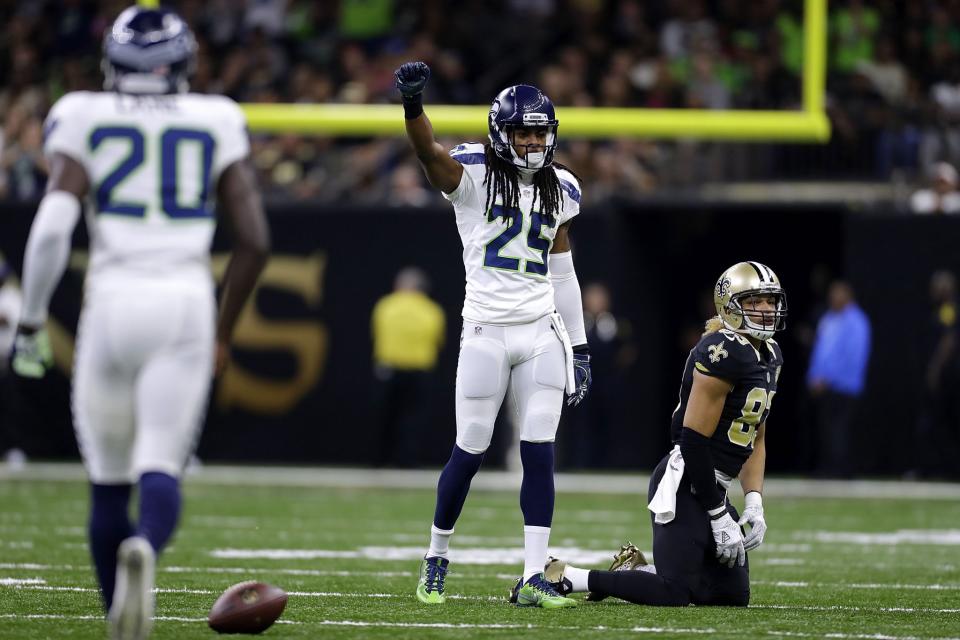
[670,329,783,478]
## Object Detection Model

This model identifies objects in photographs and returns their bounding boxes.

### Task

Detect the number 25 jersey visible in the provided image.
[43,91,249,296]
[670,329,784,478]
[443,143,581,325]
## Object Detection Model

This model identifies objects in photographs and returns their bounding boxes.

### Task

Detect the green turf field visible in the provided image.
[1,466,958,639]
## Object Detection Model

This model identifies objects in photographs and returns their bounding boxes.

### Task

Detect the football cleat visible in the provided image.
[544,556,574,595]
[109,536,155,640]
[585,542,647,602]
[515,573,577,609]
[508,576,523,604]
[416,556,449,604]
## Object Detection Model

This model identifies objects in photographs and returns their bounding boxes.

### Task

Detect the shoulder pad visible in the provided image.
[693,330,759,381]
[764,338,784,365]
[553,167,581,204]
[449,142,486,165]
[49,91,93,116]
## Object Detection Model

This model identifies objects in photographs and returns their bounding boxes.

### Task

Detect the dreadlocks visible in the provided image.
[482,144,579,228]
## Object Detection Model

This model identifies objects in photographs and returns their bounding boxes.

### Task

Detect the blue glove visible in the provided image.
[395,61,431,98]
[567,345,592,406]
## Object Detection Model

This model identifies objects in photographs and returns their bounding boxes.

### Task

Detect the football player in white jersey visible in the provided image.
[396,61,591,609]
[12,7,269,639]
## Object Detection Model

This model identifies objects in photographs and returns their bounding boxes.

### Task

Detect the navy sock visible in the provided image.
[89,483,134,612]
[433,445,484,530]
[137,472,181,553]
[520,441,555,527]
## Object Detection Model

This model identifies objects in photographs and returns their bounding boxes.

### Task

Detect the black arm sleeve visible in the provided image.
[679,427,725,512]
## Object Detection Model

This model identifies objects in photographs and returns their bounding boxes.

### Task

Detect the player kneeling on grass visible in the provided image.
[396,61,590,609]
[544,263,786,607]
[12,7,268,640]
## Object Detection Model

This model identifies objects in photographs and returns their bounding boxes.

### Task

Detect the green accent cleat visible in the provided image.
[416,556,449,604]
[585,541,647,602]
[515,573,577,609]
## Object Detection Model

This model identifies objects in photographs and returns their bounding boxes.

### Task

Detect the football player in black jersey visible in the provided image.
[543,262,786,606]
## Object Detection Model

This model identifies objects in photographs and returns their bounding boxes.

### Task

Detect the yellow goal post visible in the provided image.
[139,0,829,142]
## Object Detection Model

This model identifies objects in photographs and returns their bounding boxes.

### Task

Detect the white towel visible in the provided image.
[549,312,577,395]
[648,445,684,524]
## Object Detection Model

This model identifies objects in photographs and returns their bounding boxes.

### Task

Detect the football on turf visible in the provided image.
[207,581,287,634]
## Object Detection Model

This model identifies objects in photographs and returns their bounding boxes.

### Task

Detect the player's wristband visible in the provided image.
[679,426,725,512]
[708,505,728,519]
[402,93,423,119]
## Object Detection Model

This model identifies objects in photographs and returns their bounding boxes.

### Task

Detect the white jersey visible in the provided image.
[443,143,581,325]
[43,91,249,296]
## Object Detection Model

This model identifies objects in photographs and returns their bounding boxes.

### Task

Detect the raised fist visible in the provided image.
[395,61,431,98]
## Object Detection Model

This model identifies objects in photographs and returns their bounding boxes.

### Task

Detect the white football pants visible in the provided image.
[72,288,215,483]
[455,315,566,454]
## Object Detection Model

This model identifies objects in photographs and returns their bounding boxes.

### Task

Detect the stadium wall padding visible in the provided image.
[0,201,942,474]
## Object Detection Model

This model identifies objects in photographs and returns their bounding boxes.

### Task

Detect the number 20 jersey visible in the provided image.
[43,91,249,297]
[443,143,581,325]
[670,329,784,478]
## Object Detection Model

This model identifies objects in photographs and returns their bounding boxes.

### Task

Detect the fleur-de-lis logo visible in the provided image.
[716,277,731,300]
[708,343,728,363]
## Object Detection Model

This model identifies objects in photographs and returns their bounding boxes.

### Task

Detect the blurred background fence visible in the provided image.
[2,200,956,476]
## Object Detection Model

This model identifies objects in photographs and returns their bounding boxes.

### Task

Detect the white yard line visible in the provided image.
[768,632,960,640]
[755,580,960,591]
[7,564,959,591]
[4,583,958,614]
[797,530,960,545]
[1,613,957,639]
[753,604,960,614]
[0,578,46,585]
[4,463,960,499]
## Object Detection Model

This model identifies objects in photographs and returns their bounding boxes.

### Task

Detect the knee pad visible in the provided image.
[520,405,561,443]
[707,589,750,607]
[455,420,494,454]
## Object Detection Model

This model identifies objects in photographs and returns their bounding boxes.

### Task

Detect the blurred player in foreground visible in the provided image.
[396,61,590,608]
[546,262,785,607]
[12,7,269,639]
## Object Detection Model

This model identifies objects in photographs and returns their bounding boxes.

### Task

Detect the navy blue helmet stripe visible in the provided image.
[559,178,581,204]
[451,153,485,165]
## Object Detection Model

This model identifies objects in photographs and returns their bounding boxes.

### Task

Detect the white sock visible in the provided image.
[522,525,551,581]
[640,564,657,574]
[566,566,591,592]
[427,525,453,559]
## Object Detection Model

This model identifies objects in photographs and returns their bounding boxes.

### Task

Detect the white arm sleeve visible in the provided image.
[19,190,82,327]
[550,250,587,347]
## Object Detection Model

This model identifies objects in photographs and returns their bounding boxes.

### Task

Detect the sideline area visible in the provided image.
[3,462,959,499]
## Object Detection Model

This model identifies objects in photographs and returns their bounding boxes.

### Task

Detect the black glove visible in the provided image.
[567,344,592,407]
[395,61,431,97]
[395,61,430,119]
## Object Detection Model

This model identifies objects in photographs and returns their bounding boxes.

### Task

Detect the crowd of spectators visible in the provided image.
[2,0,960,205]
